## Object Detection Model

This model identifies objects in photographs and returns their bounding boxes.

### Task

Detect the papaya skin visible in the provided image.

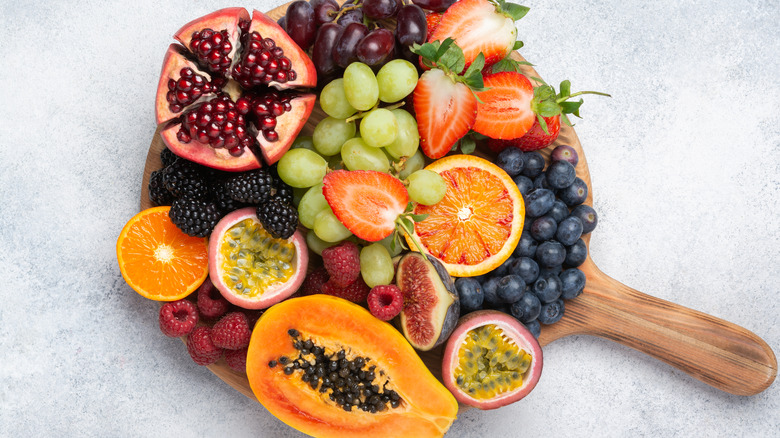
[246,295,458,438]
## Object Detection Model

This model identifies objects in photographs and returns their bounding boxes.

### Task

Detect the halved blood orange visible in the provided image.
[117,206,209,301]
[406,155,524,277]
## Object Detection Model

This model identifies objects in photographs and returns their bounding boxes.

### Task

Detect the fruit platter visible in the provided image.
[116,0,777,436]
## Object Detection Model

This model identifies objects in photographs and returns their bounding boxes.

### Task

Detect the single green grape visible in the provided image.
[343,62,379,111]
[398,149,426,180]
[384,109,419,159]
[290,135,316,152]
[360,243,395,287]
[320,78,357,119]
[376,59,419,103]
[313,117,356,156]
[341,137,390,172]
[313,208,353,242]
[359,108,397,148]
[306,231,340,256]
[277,148,327,188]
[407,169,447,205]
[297,183,329,229]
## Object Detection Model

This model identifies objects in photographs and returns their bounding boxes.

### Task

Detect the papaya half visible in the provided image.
[246,295,458,438]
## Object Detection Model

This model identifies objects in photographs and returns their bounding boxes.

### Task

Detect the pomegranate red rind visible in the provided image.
[442,310,543,409]
[208,207,308,309]
[248,9,317,89]
[173,7,250,73]
[155,44,216,125]
[160,122,261,172]
[256,94,315,164]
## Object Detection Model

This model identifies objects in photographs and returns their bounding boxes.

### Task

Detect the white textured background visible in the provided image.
[1,0,778,436]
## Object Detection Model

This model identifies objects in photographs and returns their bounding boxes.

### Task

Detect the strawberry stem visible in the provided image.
[395,217,428,262]
[556,90,611,104]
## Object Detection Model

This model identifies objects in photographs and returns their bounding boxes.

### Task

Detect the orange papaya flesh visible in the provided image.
[246,294,458,438]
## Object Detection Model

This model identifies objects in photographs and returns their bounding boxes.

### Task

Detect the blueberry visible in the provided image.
[570,204,598,234]
[533,275,562,303]
[538,299,565,325]
[523,217,534,232]
[455,278,483,313]
[539,264,563,277]
[533,173,551,190]
[496,148,525,177]
[510,292,541,324]
[545,160,576,189]
[496,275,525,303]
[493,256,515,277]
[513,175,534,197]
[536,240,566,268]
[524,188,556,217]
[482,276,503,307]
[558,177,588,207]
[550,144,579,166]
[548,199,569,223]
[509,257,539,285]
[513,233,538,258]
[560,268,586,299]
[556,216,583,246]
[564,239,588,267]
[524,319,541,338]
[522,151,545,178]
[530,216,557,241]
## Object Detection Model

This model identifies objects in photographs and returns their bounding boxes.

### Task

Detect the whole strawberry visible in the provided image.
[321,241,361,288]
[211,312,252,350]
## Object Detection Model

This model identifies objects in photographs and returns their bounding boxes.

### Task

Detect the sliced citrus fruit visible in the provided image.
[406,155,524,277]
[117,206,209,301]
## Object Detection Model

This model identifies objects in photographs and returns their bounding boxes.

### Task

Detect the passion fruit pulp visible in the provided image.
[442,310,543,410]
[208,207,307,309]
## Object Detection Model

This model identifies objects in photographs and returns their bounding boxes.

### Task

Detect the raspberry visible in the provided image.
[186,326,223,366]
[367,285,404,321]
[159,299,199,337]
[321,276,370,303]
[300,267,329,295]
[196,278,230,319]
[211,312,252,350]
[225,347,248,373]
[321,241,361,288]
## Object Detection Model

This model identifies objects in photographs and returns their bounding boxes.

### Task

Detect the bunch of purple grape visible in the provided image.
[280,0,455,81]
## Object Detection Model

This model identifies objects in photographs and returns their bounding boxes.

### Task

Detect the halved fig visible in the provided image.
[395,252,459,351]
[208,207,308,309]
[442,310,543,410]
[155,7,317,171]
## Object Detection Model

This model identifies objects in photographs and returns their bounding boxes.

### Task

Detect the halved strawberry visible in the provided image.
[414,68,478,159]
[322,170,409,242]
[473,71,535,140]
[426,11,443,36]
[429,0,520,69]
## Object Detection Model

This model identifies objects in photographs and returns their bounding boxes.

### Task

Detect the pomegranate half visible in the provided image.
[155,7,317,171]
[442,310,543,409]
[208,207,308,309]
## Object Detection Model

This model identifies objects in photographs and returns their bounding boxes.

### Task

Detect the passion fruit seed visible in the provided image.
[268,328,403,413]
[219,218,296,296]
[454,324,533,400]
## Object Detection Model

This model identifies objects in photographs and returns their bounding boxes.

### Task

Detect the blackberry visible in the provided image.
[213,181,249,214]
[163,159,211,200]
[225,169,275,204]
[257,199,298,239]
[148,169,175,206]
[272,179,294,204]
[169,197,221,237]
[160,147,179,167]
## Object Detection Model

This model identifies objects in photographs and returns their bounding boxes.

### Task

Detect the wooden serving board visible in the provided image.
[140,2,776,402]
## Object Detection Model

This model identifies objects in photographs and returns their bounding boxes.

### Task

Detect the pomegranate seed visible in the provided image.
[260,116,276,130]
[213,33,223,45]
[263,130,279,142]
[226,109,238,121]
[259,50,271,65]
[181,68,194,78]
[288,71,297,81]
[200,29,214,39]
[170,104,183,113]
[167,91,176,103]
[225,134,239,148]
[199,40,213,53]
[223,121,235,134]
[275,71,288,82]
[197,130,210,143]
[211,136,225,148]
[263,74,274,84]
[186,112,198,123]
[279,58,291,71]
[254,103,270,116]
[197,114,211,127]
[262,38,275,49]
[283,102,292,112]
[272,47,284,58]
[177,129,191,143]
[271,102,284,116]
[168,79,176,90]
[229,146,244,157]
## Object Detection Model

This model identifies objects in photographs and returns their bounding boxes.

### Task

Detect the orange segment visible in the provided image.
[117,206,209,301]
[407,155,524,277]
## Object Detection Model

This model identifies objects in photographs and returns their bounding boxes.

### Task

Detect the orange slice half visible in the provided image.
[116,206,209,301]
[407,155,524,277]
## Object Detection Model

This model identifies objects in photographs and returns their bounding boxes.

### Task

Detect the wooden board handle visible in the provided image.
[540,258,777,396]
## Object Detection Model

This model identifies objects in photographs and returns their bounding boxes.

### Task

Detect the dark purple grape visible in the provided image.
[395,4,427,46]
[277,16,287,31]
[333,22,369,68]
[356,28,395,66]
[312,23,344,76]
[411,0,457,12]
[363,0,401,20]
[311,0,339,26]
[336,8,363,27]
[394,43,418,63]
[285,1,317,51]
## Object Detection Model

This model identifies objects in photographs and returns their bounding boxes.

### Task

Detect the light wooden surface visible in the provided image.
[141,1,776,403]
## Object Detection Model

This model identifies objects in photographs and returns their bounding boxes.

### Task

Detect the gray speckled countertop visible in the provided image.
[1,0,778,436]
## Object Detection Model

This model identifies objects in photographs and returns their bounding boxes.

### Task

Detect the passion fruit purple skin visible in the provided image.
[442,310,543,410]
[208,207,308,309]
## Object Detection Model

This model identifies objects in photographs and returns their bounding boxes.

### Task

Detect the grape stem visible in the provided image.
[344,101,407,123]
[395,216,428,262]
[331,3,362,22]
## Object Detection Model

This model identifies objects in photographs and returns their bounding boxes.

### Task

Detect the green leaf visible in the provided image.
[463,74,485,91]
[561,113,573,127]
[537,114,549,135]
[491,58,520,73]
[536,100,561,117]
[459,135,476,154]
[513,40,524,50]
[438,42,465,73]
[560,100,583,116]
[401,217,415,233]
[464,53,486,78]
[502,3,530,21]
[559,80,571,98]
[411,41,439,62]
[409,213,429,222]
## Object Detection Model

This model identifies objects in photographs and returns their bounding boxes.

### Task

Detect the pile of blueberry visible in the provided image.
[455,145,599,338]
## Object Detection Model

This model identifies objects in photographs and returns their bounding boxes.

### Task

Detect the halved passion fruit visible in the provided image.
[208,207,307,309]
[442,310,543,410]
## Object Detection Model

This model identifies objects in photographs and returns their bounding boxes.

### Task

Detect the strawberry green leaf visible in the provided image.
[409,213,429,222]
[560,99,584,117]
[495,0,530,21]
[537,114,549,135]
[559,80,571,98]
[513,40,524,50]
[435,38,456,61]
[561,113,573,127]
[491,55,532,74]
[463,53,486,79]
[411,42,438,63]
[459,135,477,154]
